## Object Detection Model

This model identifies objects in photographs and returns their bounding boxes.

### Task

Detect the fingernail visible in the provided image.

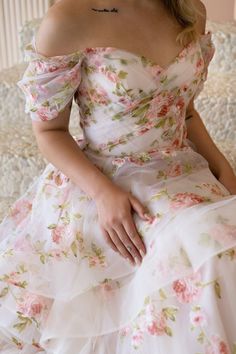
[134,257,141,266]
[126,258,133,265]
[140,249,145,258]
[144,213,152,219]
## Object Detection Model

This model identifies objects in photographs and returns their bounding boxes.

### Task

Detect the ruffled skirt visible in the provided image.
[1,146,236,353]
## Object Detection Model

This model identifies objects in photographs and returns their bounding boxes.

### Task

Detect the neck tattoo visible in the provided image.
[91,7,119,13]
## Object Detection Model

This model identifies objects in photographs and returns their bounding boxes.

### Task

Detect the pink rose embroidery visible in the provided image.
[17,293,46,318]
[209,223,236,246]
[170,192,206,210]
[189,307,208,327]
[9,199,32,226]
[205,334,230,354]
[172,270,202,303]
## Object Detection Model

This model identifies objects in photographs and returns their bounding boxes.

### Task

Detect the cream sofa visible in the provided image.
[0,19,236,222]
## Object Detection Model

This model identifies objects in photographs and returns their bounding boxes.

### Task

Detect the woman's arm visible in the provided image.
[185,101,236,195]
[185,1,236,195]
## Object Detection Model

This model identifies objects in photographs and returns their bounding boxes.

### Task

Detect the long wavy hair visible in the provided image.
[162,0,205,46]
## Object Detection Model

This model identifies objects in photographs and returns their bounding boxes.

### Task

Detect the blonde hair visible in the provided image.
[162,0,205,46]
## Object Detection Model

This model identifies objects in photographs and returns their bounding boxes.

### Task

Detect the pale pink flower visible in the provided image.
[172,270,202,303]
[36,106,57,121]
[37,84,50,95]
[205,334,230,354]
[89,255,101,267]
[147,318,166,335]
[119,325,131,336]
[17,293,45,317]
[14,236,33,252]
[158,104,170,117]
[131,329,144,348]
[6,271,20,287]
[196,58,204,70]
[89,86,109,105]
[170,192,205,210]
[29,92,38,100]
[149,65,162,76]
[137,126,151,135]
[167,163,182,177]
[50,249,63,260]
[176,97,185,112]
[111,157,126,168]
[9,199,32,226]
[189,308,208,327]
[70,69,82,87]
[209,223,236,246]
[51,225,65,244]
[137,304,167,336]
[100,67,119,83]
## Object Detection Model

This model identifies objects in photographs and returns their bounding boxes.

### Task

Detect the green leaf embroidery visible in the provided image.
[164,326,173,336]
[183,163,193,174]
[198,233,211,247]
[131,104,150,118]
[197,330,205,344]
[40,254,45,264]
[71,241,77,257]
[0,287,9,298]
[154,119,166,129]
[214,280,222,299]
[47,224,57,230]
[135,117,149,126]
[118,70,128,79]
[159,288,167,300]
[162,307,178,321]
[150,189,169,201]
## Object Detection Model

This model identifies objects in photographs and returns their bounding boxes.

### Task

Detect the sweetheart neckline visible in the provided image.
[83,31,212,71]
[31,31,212,72]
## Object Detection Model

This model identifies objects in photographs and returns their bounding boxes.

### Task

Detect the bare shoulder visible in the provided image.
[193,0,207,35]
[34,0,91,57]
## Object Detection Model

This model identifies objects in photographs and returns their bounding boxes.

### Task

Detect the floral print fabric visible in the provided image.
[0,32,236,353]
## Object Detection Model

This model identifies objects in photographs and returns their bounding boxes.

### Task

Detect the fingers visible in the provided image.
[129,194,152,221]
[123,215,146,256]
[113,224,142,265]
[100,226,120,254]
[108,228,137,265]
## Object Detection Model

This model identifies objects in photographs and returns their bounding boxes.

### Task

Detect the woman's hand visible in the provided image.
[94,183,152,266]
[218,172,236,195]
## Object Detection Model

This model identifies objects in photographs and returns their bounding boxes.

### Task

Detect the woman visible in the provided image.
[0,0,236,352]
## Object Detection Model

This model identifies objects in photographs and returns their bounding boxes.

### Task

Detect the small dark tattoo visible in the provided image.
[91,7,119,13]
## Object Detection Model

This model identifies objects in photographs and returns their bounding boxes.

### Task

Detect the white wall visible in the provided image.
[0,0,52,70]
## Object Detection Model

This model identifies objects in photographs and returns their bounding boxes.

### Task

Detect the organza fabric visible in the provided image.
[0,32,236,353]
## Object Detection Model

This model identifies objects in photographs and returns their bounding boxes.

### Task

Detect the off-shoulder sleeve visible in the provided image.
[17,35,85,121]
[194,31,215,99]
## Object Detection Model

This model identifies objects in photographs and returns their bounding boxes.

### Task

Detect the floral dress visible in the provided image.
[0,31,236,354]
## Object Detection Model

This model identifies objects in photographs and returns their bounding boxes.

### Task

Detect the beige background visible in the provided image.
[203,0,236,21]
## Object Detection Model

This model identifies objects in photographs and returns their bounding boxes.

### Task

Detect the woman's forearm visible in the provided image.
[185,109,235,179]
[34,129,114,200]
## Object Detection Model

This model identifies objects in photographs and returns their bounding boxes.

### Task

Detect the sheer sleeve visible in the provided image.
[194,31,215,99]
[17,35,85,122]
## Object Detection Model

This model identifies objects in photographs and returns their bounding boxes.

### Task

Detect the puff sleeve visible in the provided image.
[17,35,85,122]
[194,31,215,99]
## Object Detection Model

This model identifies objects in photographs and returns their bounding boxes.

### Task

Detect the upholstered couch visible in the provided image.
[0,19,236,222]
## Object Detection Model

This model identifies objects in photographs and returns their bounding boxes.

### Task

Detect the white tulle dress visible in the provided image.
[0,31,236,354]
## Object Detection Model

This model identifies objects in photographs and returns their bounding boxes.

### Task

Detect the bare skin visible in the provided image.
[32,0,236,266]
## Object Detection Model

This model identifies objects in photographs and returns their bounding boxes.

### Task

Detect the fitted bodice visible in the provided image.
[17,32,215,167]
